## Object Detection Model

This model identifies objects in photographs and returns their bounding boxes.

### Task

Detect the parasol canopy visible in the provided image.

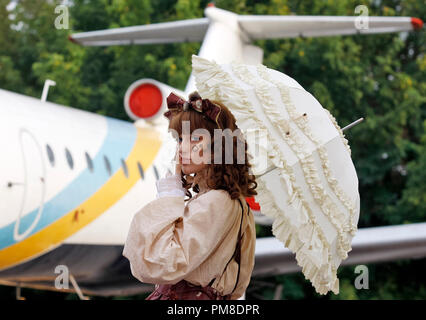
[191,54,360,295]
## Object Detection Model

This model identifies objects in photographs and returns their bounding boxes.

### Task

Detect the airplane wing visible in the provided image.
[238,15,423,39]
[69,18,209,46]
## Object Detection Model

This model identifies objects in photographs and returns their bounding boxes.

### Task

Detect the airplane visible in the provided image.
[0,4,424,299]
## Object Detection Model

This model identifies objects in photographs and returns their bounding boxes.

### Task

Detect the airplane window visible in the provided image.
[65,148,73,169]
[104,155,112,176]
[137,161,144,180]
[153,165,159,180]
[85,152,93,172]
[121,158,128,178]
[46,144,55,166]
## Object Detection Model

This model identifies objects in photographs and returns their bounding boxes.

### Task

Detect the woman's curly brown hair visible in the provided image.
[166,91,258,201]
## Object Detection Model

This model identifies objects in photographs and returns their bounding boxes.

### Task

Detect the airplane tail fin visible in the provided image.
[69,8,423,47]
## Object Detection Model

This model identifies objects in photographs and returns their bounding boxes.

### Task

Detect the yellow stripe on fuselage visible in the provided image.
[0,127,161,270]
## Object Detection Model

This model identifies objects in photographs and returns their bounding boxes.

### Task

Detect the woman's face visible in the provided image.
[177,132,210,175]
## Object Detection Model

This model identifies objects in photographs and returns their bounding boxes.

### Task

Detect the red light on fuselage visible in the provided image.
[128,84,163,119]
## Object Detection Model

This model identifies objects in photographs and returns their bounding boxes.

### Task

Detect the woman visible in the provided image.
[122,91,258,300]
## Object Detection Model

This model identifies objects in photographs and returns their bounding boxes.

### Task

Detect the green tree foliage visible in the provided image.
[0,0,424,300]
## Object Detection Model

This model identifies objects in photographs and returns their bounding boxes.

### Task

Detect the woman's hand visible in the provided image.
[174,145,182,176]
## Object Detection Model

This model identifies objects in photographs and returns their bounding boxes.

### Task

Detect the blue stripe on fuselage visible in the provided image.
[0,117,136,250]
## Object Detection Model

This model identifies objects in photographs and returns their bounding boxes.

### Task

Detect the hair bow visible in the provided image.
[164,92,222,128]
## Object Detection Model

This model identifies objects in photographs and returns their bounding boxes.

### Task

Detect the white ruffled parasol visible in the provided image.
[191,54,361,295]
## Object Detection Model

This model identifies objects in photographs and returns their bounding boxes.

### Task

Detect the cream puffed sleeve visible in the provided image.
[122,189,239,285]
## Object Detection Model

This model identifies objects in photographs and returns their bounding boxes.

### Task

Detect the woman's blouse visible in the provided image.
[122,189,256,299]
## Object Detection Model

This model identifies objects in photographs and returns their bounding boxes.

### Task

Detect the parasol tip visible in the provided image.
[342,117,364,131]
